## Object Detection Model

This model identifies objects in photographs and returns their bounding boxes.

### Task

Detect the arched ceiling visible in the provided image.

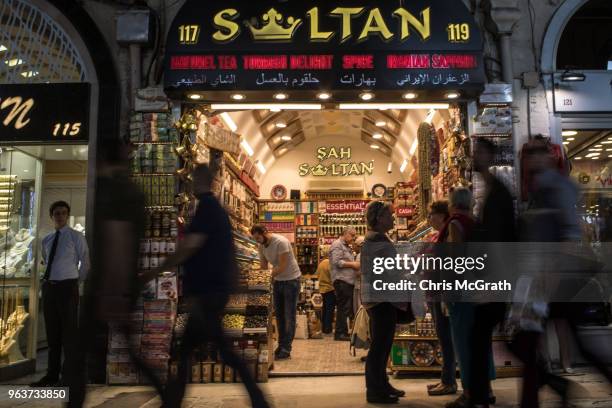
[222,108,450,183]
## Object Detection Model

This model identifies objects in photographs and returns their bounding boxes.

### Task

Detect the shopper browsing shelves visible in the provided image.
[250,224,301,360]
[315,256,335,335]
[329,227,360,341]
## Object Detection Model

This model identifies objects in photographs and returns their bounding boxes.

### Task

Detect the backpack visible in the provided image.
[350,305,370,356]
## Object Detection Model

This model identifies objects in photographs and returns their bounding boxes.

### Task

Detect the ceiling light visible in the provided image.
[0,45,7,52]
[375,120,387,127]
[563,141,569,145]
[20,71,39,78]
[317,92,331,100]
[561,71,586,82]
[370,144,380,149]
[187,93,202,100]
[212,103,322,110]
[359,92,374,101]
[591,157,599,160]
[230,93,245,100]
[255,160,266,174]
[602,141,612,144]
[595,144,603,148]
[4,58,24,67]
[403,92,418,100]
[387,162,393,173]
[275,121,287,128]
[562,130,578,137]
[566,137,575,141]
[400,159,408,173]
[220,112,238,132]
[372,132,383,140]
[339,103,449,110]
[574,157,582,160]
[445,92,460,99]
[589,148,602,152]
[273,93,288,100]
[281,135,292,141]
[277,148,288,155]
[606,148,612,152]
[55,148,63,152]
[240,139,254,156]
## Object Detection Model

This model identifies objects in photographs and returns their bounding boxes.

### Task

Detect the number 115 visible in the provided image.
[52,122,81,137]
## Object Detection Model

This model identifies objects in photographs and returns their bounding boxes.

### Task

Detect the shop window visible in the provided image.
[0,148,42,367]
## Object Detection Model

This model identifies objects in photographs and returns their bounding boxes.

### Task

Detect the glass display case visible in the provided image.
[0,148,42,373]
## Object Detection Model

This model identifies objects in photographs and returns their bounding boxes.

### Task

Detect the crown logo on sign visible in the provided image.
[246,8,302,41]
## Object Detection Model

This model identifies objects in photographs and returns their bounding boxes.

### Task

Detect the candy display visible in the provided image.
[226,294,248,310]
[131,144,178,175]
[222,314,245,331]
[247,270,271,290]
[244,315,267,329]
[129,112,178,143]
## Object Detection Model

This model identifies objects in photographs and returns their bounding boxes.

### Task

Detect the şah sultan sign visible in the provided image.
[299,146,374,177]
[164,0,485,94]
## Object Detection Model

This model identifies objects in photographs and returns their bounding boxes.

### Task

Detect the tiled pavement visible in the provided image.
[1,368,611,408]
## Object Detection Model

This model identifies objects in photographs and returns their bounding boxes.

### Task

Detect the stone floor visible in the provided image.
[271,337,368,375]
[1,368,611,408]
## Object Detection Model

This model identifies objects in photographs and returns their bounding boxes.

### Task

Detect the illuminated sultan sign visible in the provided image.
[299,146,374,177]
[164,0,486,96]
[0,83,89,143]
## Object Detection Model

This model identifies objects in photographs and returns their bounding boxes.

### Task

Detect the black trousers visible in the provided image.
[470,302,506,404]
[321,291,336,334]
[165,293,266,408]
[333,280,354,337]
[42,279,79,382]
[365,303,397,393]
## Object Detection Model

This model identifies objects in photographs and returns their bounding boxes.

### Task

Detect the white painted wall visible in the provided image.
[259,135,406,199]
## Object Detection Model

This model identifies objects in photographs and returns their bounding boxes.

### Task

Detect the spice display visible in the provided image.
[247,270,271,289]
[247,292,270,308]
[226,294,248,310]
[244,315,267,329]
[222,314,245,330]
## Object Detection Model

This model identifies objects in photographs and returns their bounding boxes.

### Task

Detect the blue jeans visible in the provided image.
[273,278,300,353]
[430,302,457,386]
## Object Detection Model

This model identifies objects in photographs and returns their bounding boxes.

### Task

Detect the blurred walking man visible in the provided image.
[142,164,268,408]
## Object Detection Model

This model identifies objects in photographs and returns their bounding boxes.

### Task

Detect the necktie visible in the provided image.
[43,230,60,281]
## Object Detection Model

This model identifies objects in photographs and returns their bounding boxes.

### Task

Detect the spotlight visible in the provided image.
[370,144,380,149]
[281,135,292,141]
[360,92,374,101]
[372,133,383,140]
[317,92,331,100]
[375,120,387,127]
[562,130,577,137]
[231,94,245,100]
[275,121,287,128]
[187,94,202,100]
[273,93,288,100]
[445,92,460,99]
[403,92,417,100]
[561,71,586,82]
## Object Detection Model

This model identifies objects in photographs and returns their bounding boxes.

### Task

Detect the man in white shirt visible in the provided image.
[31,201,90,387]
[251,224,301,360]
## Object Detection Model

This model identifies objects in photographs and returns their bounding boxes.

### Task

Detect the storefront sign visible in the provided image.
[298,146,373,177]
[0,83,90,143]
[396,207,414,217]
[164,0,485,95]
[325,200,369,213]
[572,161,612,189]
